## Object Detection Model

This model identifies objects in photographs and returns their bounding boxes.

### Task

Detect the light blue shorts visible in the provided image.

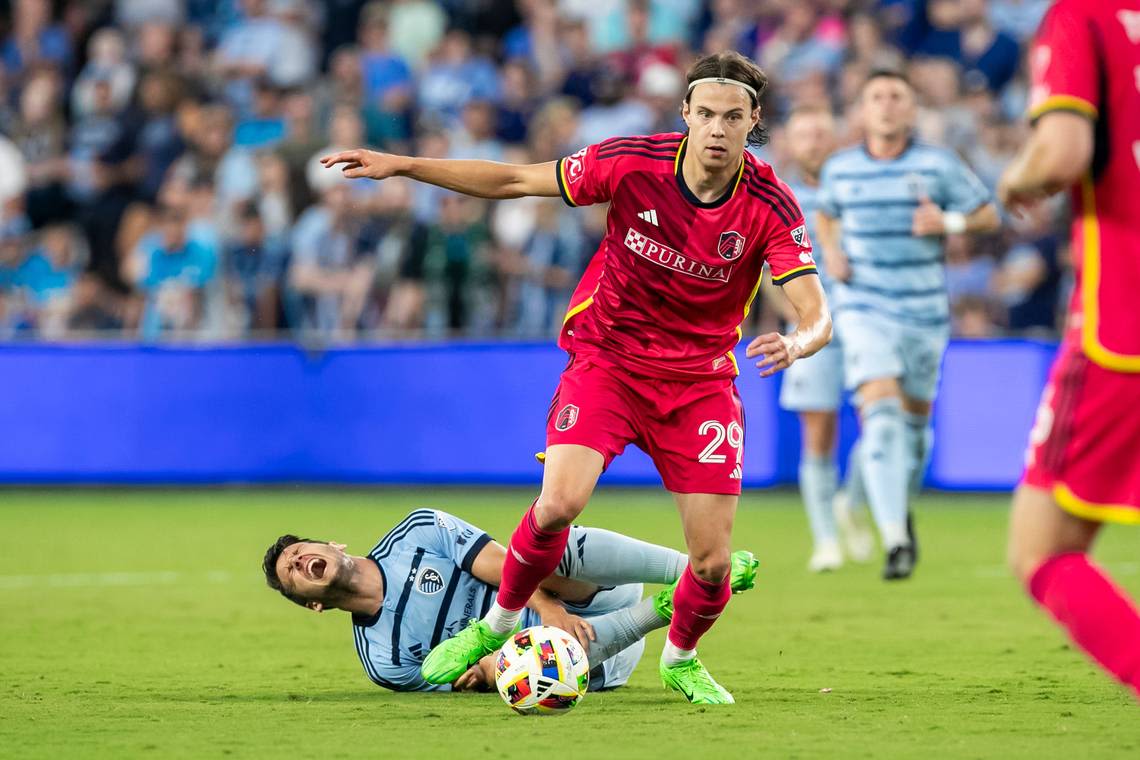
[779,336,844,412]
[834,308,950,402]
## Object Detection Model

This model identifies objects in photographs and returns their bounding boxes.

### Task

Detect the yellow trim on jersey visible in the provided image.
[731,155,745,194]
[772,264,818,284]
[559,158,578,207]
[562,296,594,325]
[1028,94,1098,121]
[1078,174,1140,371]
[1054,482,1140,525]
[727,271,768,377]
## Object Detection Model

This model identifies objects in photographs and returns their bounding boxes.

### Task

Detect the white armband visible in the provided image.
[942,211,967,235]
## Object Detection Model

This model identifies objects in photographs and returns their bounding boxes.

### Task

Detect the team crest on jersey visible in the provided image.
[717,230,746,261]
[790,224,810,248]
[564,147,587,185]
[555,404,579,431]
[416,568,445,595]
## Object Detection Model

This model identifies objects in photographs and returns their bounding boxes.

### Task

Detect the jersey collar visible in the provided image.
[674,136,746,209]
[861,134,916,162]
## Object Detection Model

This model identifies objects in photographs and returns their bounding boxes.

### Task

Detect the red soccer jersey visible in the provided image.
[1029,0,1140,371]
[554,133,817,380]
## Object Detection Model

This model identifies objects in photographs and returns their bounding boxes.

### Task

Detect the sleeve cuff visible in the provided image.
[555,158,577,207]
[460,532,492,572]
[772,265,819,285]
[1028,94,1098,124]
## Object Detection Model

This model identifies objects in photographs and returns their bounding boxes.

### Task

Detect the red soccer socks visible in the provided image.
[495,502,570,612]
[1029,552,1140,698]
[667,564,732,651]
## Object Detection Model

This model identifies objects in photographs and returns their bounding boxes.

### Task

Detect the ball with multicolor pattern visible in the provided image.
[493,625,589,715]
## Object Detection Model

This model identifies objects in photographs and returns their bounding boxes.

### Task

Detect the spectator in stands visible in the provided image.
[288,181,377,336]
[129,202,218,338]
[7,74,57,225]
[2,0,72,80]
[513,197,585,336]
[225,200,283,333]
[71,28,136,119]
[358,3,413,147]
[13,223,82,337]
[418,30,499,127]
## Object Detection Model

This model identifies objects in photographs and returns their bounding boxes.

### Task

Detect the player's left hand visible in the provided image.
[911,193,945,236]
[746,332,800,377]
[542,607,596,649]
[452,655,495,692]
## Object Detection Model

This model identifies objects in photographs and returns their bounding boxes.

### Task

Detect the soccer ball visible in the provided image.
[493,625,590,715]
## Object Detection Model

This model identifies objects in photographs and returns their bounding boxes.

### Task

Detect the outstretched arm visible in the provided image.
[320,149,561,200]
[745,274,831,377]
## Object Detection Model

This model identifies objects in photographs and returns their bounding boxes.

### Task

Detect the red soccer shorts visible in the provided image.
[1023,339,1140,524]
[545,354,744,495]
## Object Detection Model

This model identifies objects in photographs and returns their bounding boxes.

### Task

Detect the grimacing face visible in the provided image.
[274,540,354,609]
[861,76,916,141]
[786,112,836,176]
[682,82,758,171]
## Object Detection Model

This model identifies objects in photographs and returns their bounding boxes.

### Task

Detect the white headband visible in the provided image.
[686,76,758,101]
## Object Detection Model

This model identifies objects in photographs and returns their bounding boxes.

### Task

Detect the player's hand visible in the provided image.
[542,607,596,649]
[319,148,405,180]
[911,193,945,236]
[997,172,1053,220]
[823,247,850,282]
[746,332,800,377]
[453,655,495,692]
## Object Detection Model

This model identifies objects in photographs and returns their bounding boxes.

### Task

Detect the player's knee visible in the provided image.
[689,550,731,584]
[534,490,587,531]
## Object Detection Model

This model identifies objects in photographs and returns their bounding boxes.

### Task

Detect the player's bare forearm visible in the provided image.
[814,211,849,281]
[320,148,560,200]
[745,275,831,377]
[998,112,1094,214]
[965,203,1001,234]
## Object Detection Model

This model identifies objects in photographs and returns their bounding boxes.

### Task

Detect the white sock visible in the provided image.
[661,639,696,666]
[881,522,909,551]
[484,602,522,635]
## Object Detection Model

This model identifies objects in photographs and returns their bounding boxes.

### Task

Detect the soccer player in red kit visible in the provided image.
[322,51,831,704]
[999,0,1140,700]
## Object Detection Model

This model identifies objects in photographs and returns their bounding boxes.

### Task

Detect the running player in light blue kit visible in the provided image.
[775,104,873,573]
[263,509,757,692]
[815,70,1000,580]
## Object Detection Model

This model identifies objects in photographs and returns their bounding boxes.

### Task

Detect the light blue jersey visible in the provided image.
[353,509,494,692]
[353,510,643,692]
[780,170,843,412]
[817,141,990,327]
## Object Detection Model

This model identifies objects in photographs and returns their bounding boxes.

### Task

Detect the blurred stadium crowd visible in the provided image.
[0,0,1061,342]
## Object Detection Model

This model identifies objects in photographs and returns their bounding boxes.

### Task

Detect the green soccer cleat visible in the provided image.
[420,619,512,684]
[652,550,760,620]
[660,656,735,705]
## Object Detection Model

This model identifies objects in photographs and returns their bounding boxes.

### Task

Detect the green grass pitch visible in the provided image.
[2,488,1138,759]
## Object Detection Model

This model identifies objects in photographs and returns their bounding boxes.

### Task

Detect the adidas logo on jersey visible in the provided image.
[730,464,742,480]
[637,209,659,226]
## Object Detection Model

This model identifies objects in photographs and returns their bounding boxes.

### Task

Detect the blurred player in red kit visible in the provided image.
[999,0,1140,700]
[322,51,831,704]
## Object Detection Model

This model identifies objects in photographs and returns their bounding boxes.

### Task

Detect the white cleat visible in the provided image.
[834,492,875,563]
[808,540,844,573]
